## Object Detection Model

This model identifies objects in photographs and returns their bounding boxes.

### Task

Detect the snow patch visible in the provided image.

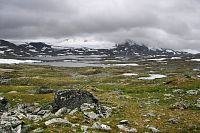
[191,59,200,61]
[114,63,139,66]
[138,74,167,80]
[0,59,41,64]
[147,58,167,61]
[122,73,138,76]
[171,57,181,59]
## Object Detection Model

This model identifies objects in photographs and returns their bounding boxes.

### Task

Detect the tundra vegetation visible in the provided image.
[0,57,200,132]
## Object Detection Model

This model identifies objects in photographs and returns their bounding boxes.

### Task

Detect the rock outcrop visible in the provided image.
[53,90,99,111]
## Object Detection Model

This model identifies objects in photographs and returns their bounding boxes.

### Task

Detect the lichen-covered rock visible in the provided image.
[171,101,190,109]
[117,125,137,132]
[172,89,184,94]
[146,126,160,133]
[26,114,42,122]
[31,128,44,133]
[168,118,179,124]
[0,97,9,112]
[80,103,95,111]
[53,90,99,111]
[186,90,198,95]
[45,118,71,126]
[84,111,99,120]
[17,103,38,114]
[1,114,22,127]
[55,107,69,116]
[92,122,111,131]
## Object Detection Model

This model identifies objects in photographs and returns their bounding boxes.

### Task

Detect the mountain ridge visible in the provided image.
[0,39,195,58]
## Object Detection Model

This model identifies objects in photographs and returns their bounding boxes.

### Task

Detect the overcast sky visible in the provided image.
[0,0,200,50]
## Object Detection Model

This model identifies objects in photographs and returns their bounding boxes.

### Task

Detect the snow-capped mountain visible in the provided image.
[181,49,200,54]
[0,39,193,58]
[51,38,115,49]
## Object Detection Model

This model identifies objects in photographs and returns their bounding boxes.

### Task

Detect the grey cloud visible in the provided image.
[0,0,200,50]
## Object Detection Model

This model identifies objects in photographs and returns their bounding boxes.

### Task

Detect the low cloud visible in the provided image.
[0,0,200,50]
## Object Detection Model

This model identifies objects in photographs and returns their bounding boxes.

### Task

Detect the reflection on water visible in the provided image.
[25,55,138,67]
[28,55,107,67]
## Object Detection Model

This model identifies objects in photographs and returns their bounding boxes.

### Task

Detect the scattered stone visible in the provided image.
[32,128,44,133]
[117,125,137,132]
[17,103,38,114]
[80,103,95,111]
[41,104,53,111]
[97,105,112,118]
[45,118,71,126]
[53,90,99,111]
[13,124,22,133]
[144,119,151,123]
[173,89,184,94]
[119,120,129,125]
[7,91,18,94]
[195,98,200,108]
[81,125,90,132]
[0,77,10,85]
[117,95,127,99]
[171,101,190,109]
[55,107,69,116]
[144,99,160,105]
[168,118,179,124]
[143,112,156,117]
[32,107,41,115]
[0,97,9,112]
[71,123,79,128]
[92,122,111,131]
[69,108,78,115]
[15,112,26,120]
[37,110,51,116]
[147,126,160,133]
[35,87,55,94]
[164,94,174,97]
[42,112,55,119]
[1,115,22,127]
[186,90,198,95]
[26,114,42,122]
[84,112,99,120]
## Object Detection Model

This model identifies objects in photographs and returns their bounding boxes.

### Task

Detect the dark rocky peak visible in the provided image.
[28,42,52,50]
[113,40,186,56]
[0,39,18,49]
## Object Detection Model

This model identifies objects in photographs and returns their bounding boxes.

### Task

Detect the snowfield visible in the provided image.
[0,59,41,64]
[138,74,167,80]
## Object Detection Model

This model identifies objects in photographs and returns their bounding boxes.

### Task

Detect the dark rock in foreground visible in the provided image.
[0,97,9,112]
[53,90,99,111]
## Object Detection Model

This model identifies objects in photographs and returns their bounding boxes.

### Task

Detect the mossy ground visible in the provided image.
[0,57,200,132]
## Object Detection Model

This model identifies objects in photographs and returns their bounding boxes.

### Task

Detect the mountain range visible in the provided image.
[0,39,197,58]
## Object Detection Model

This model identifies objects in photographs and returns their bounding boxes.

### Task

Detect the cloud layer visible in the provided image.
[0,0,200,50]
